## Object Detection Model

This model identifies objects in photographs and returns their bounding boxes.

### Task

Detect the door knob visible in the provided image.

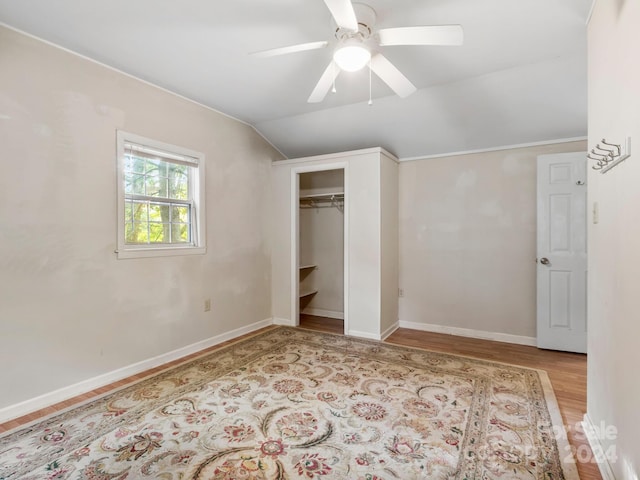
[540,257,550,265]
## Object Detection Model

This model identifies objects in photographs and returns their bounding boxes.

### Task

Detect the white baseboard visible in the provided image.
[275,319,395,342]
[273,317,296,326]
[0,317,273,424]
[582,414,617,480]
[348,322,399,342]
[381,321,399,341]
[302,308,344,320]
[347,329,382,340]
[398,320,537,347]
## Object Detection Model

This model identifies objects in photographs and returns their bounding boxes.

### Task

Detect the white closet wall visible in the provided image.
[299,170,345,318]
[271,147,399,340]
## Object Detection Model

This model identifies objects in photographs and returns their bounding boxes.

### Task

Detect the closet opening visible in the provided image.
[295,168,346,334]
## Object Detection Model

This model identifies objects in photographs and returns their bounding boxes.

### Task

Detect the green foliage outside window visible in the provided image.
[123,155,192,245]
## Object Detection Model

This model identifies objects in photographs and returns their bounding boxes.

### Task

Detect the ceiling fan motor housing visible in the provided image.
[334,3,377,42]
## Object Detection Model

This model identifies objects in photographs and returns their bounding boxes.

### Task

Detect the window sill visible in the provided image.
[116,245,206,259]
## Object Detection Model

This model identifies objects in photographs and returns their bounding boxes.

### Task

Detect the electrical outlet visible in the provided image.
[204,299,211,312]
[398,288,404,298]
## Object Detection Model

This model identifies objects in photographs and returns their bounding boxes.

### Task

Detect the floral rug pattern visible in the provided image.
[0,327,575,479]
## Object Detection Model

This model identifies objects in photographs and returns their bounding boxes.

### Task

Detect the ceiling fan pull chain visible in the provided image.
[368,60,373,105]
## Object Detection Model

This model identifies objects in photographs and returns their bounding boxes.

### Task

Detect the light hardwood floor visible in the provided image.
[1,317,601,479]
[300,314,601,480]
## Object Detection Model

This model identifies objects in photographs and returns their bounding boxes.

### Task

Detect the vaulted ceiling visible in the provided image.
[0,0,590,159]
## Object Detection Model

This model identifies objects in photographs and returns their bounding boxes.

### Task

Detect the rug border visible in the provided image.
[538,369,580,480]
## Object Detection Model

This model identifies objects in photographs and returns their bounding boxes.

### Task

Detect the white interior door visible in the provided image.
[536,152,587,353]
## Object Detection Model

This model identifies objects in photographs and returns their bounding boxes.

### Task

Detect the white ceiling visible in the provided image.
[0,0,590,159]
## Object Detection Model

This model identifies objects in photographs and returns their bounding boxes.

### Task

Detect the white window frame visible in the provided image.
[116,130,206,259]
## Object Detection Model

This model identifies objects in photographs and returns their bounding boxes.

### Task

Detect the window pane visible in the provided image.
[171,205,190,223]
[125,173,145,195]
[145,158,161,175]
[169,164,189,200]
[124,155,146,173]
[161,177,169,198]
[171,223,190,243]
[128,222,149,243]
[170,163,187,177]
[158,161,169,196]
[132,156,146,173]
[146,176,168,198]
[124,201,133,223]
[149,223,169,243]
[160,160,169,177]
[149,203,170,223]
[125,222,134,243]
[131,202,148,222]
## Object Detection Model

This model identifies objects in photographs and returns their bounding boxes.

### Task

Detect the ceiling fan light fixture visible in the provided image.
[333,43,371,72]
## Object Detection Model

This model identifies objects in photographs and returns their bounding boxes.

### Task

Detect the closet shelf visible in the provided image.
[299,290,318,298]
[299,264,317,270]
[299,192,344,202]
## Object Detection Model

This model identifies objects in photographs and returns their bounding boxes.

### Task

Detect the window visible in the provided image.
[116,131,205,258]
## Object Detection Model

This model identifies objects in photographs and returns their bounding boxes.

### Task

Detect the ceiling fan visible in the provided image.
[251,0,463,103]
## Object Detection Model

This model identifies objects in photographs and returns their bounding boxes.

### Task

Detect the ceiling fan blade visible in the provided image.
[250,41,329,58]
[370,53,417,98]
[322,0,358,32]
[378,25,464,46]
[308,61,340,103]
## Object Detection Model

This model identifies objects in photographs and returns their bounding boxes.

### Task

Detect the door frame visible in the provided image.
[290,162,349,334]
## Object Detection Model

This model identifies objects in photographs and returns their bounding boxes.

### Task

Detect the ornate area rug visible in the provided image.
[0,327,577,479]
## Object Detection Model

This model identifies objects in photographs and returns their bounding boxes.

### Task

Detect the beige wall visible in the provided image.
[398,141,586,339]
[588,1,640,478]
[0,26,281,410]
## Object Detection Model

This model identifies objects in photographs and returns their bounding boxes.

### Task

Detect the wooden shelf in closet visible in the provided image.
[299,290,318,298]
[299,264,317,270]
